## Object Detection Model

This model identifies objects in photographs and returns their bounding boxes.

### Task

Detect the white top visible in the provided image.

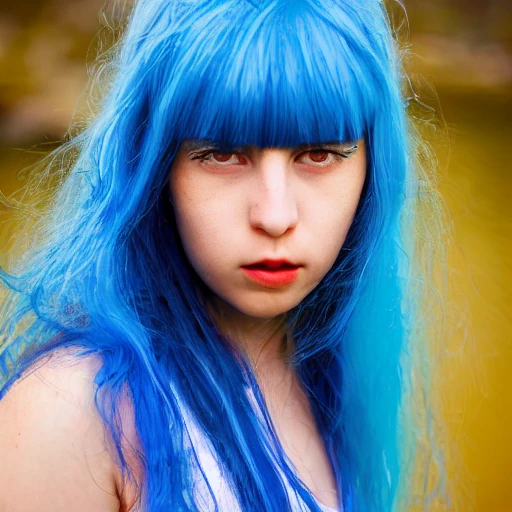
[177,391,342,512]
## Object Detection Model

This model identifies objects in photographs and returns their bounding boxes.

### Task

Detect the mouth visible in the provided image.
[240,260,301,287]
[242,259,301,270]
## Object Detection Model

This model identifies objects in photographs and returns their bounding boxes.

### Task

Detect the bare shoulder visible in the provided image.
[0,349,123,512]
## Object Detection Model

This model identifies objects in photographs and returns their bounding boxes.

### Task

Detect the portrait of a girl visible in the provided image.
[0,1,449,510]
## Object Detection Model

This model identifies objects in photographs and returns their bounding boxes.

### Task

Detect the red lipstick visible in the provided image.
[241,259,301,288]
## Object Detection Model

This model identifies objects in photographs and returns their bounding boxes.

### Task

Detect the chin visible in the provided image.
[203,286,305,322]
[232,296,302,320]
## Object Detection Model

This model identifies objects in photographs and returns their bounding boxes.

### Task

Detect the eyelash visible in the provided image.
[189,147,357,166]
[190,151,247,165]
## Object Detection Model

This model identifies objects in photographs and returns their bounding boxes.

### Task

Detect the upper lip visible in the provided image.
[241,259,301,270]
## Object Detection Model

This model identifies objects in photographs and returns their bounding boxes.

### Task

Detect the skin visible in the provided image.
[0,351,136,512]
[170,140,366,337]
[170,140,367,508]
[0,141,366,512]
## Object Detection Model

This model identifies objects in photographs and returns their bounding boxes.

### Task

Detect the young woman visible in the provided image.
[0,0,448,511]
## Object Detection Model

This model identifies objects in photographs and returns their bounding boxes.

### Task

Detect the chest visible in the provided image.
[263,376,339,510]
[176,372,341,511]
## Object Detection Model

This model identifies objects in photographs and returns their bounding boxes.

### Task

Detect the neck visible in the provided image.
[207,296,293,372]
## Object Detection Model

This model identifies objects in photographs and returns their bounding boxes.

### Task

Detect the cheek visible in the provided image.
[330,193,362,240]
[315,204,357,267]
[308,175,366,272]
[170,175,232,280]
[317,176,365,238]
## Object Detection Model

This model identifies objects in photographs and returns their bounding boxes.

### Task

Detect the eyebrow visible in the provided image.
[182,140,218,152]
[295,142,358,152]
[182,140,358,153]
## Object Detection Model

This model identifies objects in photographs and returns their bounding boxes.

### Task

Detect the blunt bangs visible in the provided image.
[156,1,379,149]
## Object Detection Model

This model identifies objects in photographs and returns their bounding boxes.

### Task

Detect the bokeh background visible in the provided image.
[0,0,510,510]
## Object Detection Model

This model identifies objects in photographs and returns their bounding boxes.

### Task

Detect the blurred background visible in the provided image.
[0,0,510,509]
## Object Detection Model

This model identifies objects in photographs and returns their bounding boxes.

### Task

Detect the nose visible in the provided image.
[248,151,299,237]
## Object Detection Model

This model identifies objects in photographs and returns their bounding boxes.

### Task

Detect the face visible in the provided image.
[169,140,366,321]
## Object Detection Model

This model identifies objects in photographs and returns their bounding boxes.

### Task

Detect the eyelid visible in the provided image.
[297,143,358,157]
[185,142,359,160]
[187,146,243,161]
[188,148,218,160]
[188,149,247,167]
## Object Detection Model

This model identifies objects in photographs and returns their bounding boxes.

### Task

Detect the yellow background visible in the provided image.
[0,1,510,509]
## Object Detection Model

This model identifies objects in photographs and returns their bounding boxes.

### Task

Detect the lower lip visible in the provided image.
[241,267,300,287]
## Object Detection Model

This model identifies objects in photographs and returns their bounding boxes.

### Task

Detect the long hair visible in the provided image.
[0,0,448,510]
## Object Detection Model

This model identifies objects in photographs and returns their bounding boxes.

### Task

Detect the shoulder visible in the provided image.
[0,348,138,511]
[0,348,104,434]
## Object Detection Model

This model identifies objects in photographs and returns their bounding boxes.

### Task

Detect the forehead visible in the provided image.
[180,140,358,153]
[165,4,375,147]
[157,1,378,150]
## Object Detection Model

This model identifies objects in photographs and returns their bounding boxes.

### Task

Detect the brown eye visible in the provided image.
[298,150,336,166]
[212,152,234,162]
[206,152,247,165]
[309,151,330,163]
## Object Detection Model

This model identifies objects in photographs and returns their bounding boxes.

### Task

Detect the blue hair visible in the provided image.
[0,0,448,510]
